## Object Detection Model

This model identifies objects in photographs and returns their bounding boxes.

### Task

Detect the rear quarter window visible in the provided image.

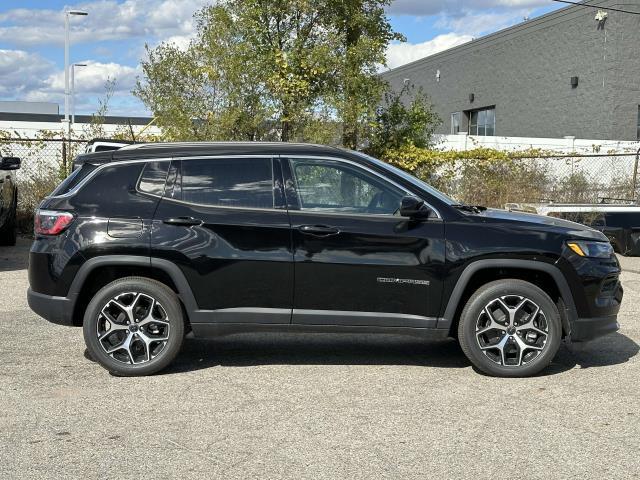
[50,163,98,196]
[71,163,159,218]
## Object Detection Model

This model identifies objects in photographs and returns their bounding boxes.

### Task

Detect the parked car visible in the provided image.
[535,204,640,256]
[83,138,134,154]
[0,155,20,246]
[27,142,623,377]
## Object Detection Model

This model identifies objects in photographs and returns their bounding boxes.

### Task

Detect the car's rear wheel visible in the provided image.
[458,279,562,377]
[83,277,185,376]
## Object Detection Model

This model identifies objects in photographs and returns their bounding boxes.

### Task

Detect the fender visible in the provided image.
[438,259,577,335]
[68,255,200,317]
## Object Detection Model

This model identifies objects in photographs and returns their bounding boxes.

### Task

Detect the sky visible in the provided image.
[0,0,563,117]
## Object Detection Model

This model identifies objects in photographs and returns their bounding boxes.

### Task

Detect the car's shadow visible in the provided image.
[0,237,30,272]
[156,331,639,376]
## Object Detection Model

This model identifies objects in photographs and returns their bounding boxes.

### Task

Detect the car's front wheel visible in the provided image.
[458,279,562,377]
[83,277,185,376]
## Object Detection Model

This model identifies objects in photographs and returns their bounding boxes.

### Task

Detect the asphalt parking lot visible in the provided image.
[0,238,638,479]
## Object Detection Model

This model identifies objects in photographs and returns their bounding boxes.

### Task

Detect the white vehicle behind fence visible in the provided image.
[514,202,640,256]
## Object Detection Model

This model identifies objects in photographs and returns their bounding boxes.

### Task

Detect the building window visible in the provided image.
[451,112,461,134]
[469,107,495,136]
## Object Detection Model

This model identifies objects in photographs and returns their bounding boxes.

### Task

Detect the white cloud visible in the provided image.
[0,48,142,114]
[0,0,211,47]
[384,0,551,68]
[45,61,139,94]
[437,10,532,36]
[0,49,53,97]
[384,33,474,70]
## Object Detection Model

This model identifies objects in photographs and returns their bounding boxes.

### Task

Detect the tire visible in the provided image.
[458,279,562,378]
[0,204,17,246]
[83,277,185,376]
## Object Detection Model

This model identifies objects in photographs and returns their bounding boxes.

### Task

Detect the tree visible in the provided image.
[323,0,404,149]
[366,84,441,157]
[135,0,404,145]
[136,1,337,142]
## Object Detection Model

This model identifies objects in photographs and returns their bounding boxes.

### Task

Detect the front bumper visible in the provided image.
[27,288,75,326]
[569,314,620,342]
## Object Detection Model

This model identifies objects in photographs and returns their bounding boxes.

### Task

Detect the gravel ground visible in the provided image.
[0,237,638,479]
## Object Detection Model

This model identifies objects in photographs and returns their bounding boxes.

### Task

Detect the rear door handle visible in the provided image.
[298,225,340,237]
[163,216,203,226]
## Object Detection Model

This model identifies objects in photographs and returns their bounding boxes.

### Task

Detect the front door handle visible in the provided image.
[163,216,203,226]
[298,225,340,237]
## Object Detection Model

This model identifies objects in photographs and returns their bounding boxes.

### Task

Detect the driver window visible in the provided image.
[289,158,404,215]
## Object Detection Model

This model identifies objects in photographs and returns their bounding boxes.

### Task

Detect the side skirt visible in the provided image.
[190,322,451,340]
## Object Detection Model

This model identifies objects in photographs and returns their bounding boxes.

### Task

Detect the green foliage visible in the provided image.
[378,145,556,207]
[366,84,441,157]
[323,0,403,148]
[134,0,402,144]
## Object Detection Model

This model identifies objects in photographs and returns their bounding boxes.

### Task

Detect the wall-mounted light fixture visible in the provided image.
[570,76,579,88]
[469,93,475,103]
[436,70,441,82]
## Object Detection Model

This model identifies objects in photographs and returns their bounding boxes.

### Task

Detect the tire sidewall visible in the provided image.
[83,278,185,376]
[459,280,562,377]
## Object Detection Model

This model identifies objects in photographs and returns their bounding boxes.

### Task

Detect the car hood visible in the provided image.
[477,208,608,241]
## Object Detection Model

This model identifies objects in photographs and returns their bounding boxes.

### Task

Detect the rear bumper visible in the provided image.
[27,288,75,326]
[569,314,619,342]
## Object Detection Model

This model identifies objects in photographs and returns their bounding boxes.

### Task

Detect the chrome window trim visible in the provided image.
[48,153,442,219]
[283,154,443,220]
[49,155,270,200]
[50,157,173,199]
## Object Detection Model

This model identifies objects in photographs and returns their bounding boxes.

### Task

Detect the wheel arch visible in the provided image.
[69,256,198,326]
[440,259,576,337]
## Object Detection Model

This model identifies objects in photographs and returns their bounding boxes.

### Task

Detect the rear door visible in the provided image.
[282,156,446,328]
[151,156,293,324]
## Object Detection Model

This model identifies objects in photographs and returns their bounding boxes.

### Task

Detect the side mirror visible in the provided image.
[399,195,432,219]
[0,157,20,170]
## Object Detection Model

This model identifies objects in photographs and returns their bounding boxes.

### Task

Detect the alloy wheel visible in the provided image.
[96,292,170,365]
[475,295,549,367]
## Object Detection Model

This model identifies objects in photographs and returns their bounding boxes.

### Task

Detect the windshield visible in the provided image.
[351,151,458,206]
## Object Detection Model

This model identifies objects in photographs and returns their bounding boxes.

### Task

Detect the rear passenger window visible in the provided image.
[138,161,170,196]
[175,158,274,209]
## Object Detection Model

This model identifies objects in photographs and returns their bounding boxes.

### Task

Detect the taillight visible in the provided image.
[34,210,74,235]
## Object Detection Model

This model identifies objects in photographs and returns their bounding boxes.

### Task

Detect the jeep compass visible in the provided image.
[27,142,623,377]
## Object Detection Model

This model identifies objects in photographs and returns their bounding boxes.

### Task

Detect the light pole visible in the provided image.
[63,9,87,174]
[71,63,87,124]
[64,10,88,131]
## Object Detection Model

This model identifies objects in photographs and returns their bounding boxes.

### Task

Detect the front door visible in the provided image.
[282,156,445,328]
[151,156,293,324]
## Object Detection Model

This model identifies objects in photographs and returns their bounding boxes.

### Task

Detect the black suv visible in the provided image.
[27,143,623,377]
[0,155,20,246]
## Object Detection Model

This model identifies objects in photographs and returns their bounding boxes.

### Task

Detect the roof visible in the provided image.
[0,111,153,125]
[74,141,345,166]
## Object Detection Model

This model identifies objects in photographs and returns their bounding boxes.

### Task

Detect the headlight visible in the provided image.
[566,240,613,258]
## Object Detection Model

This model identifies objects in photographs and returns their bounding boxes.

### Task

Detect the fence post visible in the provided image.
[633,147,640,203]
[62,140,67,175]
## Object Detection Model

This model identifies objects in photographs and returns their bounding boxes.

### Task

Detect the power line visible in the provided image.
[551,0,640,15]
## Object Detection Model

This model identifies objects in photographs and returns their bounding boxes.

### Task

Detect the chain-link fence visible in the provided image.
[0,137,88,231]
[427,152,640,208]
[1,136,639,232]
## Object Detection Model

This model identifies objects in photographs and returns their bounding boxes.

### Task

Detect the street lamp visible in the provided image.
[63,10,88,131]
[71,63,87,124]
